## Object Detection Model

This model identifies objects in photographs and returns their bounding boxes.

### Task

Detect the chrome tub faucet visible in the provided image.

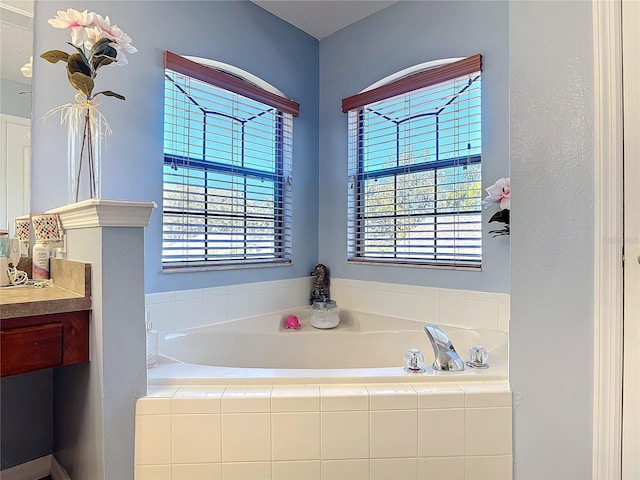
[424,324,465,371]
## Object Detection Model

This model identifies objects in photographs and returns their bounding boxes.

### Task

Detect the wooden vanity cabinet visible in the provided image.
[0,259,92,378]
[0,310,90,377]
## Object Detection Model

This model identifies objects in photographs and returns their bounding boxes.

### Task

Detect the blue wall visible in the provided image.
[319,1,510,293]
[0,79,31,118]
[31,0,320,293]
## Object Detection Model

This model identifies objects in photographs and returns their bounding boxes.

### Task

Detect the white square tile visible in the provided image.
[172,414,221,463]
[466,455,512,479]
[272,460,321,480]
[413,285,440,298]
[222,413,270,462]
[413,294,439,323]
[417,457,465,480]
[439,297,468,327]
[439,288,468,300]
[172,463,222,479]
[202,286,227,298]
[202,295,228,325]
[175,298,204,330]
[272,412,320,461]
[370,458,417,480]
[176,288,203,301]
[272,386,320,412]
[465,408,512,456]
[135,415,171,465]
[418,409,464,457]
[321,411,369,460]
[466,301,498,330]
[497,294,510,305]
[391,293,418,319]
[221,462,271,480]
[135,464,171,480]
[227,291,252,320]
[321,459,369,480]
[497,303,510,332]
[172,387,224,414]
[145,291,175,305]
[460,383,512,408]
[467,291,498,303]
[146,302,175,332]
[222,386,272,413]
[370,410,417,458]
[320,385,368,411]
[413,384,464,409]
[367,384,417,410]
[137,397,171,415]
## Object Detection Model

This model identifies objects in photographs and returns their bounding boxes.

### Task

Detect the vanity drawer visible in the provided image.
[0,323,63,377]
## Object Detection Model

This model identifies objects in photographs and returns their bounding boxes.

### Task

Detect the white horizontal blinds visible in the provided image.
[162,62,293,268]
[346,57,482,266]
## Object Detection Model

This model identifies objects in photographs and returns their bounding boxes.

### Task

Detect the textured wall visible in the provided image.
[509,1,594,478]
[31,0,320,293]
[319,1,510,293]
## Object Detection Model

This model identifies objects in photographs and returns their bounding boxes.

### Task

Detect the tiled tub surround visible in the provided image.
[140,280,512,479]
[135,382,512,480]
[145,278,510,334]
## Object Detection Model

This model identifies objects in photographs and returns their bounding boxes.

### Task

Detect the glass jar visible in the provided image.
[310,300,340,329]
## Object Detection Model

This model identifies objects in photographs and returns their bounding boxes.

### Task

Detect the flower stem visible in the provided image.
[76,112,89,203]
[86,109,94,198]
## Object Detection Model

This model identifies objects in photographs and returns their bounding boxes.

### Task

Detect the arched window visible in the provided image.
[162,52,299,269]
[342,55,482,267]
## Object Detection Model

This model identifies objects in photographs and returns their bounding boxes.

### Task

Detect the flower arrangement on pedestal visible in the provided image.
[41,8,136,203]
[483,177,510,237]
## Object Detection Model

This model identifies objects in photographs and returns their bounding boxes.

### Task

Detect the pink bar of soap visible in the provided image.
[285,314,301,329]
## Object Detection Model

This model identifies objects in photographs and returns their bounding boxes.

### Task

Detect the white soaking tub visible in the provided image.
[148,308,508,385]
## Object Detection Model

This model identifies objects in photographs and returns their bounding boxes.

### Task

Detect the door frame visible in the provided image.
[592,0,624,478]
[621,0,640,476]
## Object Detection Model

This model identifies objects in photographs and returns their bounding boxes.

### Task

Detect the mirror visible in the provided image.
[0,0,33,237]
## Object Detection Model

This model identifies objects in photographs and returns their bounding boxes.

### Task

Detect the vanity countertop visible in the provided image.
[0,258,91,319]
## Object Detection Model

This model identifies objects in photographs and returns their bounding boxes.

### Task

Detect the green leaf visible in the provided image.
[92,54,115,71]
[95,90,126,101]
[67,53,91,77]
[66,42,89,65]
[40,50,70,64]
[489,209,510,224]
[90,38,118,60]
[67,71,94,97]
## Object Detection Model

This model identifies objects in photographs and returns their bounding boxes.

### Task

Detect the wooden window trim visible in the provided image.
[341,54,481,113]
[164,51,300,116]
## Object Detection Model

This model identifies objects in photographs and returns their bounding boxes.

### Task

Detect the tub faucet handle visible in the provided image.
[466,345,489,368]
[404,348,426,373]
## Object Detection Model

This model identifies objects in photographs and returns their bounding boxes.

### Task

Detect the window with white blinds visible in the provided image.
[342,55,482,267]
[162,52,299,269]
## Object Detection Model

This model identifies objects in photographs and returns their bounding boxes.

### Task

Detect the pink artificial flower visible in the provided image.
[48,9,95,47]
[92,14,137,65]
[482,177,510,210]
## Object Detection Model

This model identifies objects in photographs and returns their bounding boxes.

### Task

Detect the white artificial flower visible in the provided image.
[482,177,510,210]
[20,56,33,78]
[47,9,95,47]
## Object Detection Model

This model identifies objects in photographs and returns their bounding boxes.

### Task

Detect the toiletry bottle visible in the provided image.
[146,313,158,367]
[32,241,50,280]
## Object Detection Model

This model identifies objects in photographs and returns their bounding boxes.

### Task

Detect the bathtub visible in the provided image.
[147,308,508,385]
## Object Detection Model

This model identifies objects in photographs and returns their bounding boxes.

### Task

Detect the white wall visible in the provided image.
[509,1,594,478]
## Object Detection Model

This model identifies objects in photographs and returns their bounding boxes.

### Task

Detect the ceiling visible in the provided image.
[251,1,398,40]
[0,0,397,85]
